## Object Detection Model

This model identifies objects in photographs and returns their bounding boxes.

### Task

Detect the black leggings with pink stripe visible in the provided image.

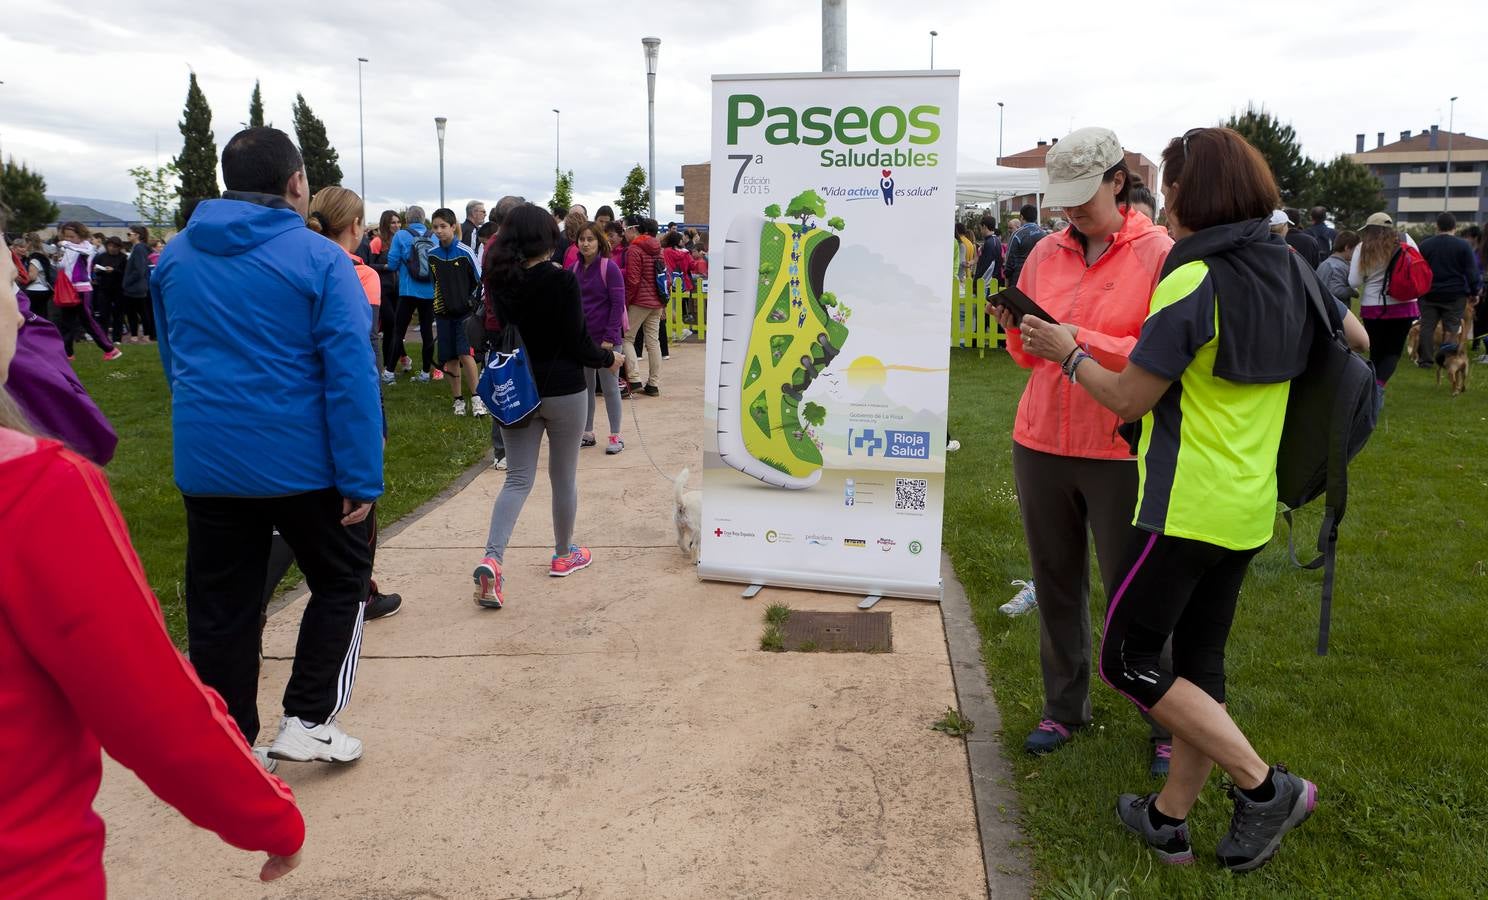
[1098,530,1263,712]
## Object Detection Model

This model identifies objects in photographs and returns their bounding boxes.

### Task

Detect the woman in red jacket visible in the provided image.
[988,127,1176,774]
[0,252,304,897]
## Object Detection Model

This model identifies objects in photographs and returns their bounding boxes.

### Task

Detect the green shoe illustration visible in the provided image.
[716,191,850,489]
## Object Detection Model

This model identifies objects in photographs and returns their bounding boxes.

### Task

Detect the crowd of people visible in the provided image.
[3,112,1485,892]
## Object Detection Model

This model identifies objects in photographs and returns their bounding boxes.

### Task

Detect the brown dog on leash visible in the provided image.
[1436,301,1475,396]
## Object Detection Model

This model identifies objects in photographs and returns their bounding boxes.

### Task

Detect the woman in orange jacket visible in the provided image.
[0,252,305,897]
[989,127,1176,773]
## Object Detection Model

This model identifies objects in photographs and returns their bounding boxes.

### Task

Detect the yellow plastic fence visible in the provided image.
[666,276,1004,353]
[666,279,707,341]
[951,277,1005,358]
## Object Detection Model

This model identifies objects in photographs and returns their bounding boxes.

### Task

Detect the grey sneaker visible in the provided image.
[1116,793,1194,865]
[1217,766,1317,873]
[999,579,1038,616]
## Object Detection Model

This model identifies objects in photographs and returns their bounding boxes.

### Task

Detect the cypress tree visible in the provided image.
[174,72,219,228]
[292,93,343,194]
[248,80,265,128]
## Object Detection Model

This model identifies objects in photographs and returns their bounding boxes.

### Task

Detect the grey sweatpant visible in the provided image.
[1011,442,1171,740]
[484,389,588,561]
[585,366,623,435]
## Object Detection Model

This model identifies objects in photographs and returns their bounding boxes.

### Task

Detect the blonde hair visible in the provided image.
[307,186,363,239]
[563,208,588,242]
[0,388,35,435]
[1359,223,1398,276]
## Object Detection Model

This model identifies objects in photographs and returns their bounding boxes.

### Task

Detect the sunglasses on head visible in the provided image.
[1181,127,1206,159]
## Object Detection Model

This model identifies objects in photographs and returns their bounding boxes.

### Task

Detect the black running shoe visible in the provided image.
[1216,766,1317,872]
[644,385,660,397]
[364,591,403,621]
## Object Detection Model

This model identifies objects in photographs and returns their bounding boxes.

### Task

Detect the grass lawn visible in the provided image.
[70,342,493,645]
[944,349,1488,898]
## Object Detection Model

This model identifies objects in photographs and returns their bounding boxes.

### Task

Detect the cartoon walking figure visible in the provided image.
[880,170,895,206]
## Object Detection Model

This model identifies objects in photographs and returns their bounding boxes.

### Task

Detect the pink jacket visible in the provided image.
[1005,209,1173,460]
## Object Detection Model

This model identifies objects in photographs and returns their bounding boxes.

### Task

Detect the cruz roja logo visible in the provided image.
[714,528,757,539]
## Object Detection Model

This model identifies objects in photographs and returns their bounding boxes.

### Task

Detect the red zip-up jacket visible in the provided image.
[0,429,304,899]
[623,235,663,309]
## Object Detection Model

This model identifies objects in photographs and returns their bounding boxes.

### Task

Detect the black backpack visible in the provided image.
[405,229,435,283]
[1275,253,1379,655]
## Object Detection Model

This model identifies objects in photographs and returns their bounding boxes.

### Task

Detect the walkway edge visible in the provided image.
[939,552,1032,899]
[266,450,494,618]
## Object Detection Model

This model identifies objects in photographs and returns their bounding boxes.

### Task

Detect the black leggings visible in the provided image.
[393,295,434,373]
[1098,529,1262,712]
[634,316,669,359]
[57,294,116,357]
[378,301,398,371]
[1362,317,1413,384]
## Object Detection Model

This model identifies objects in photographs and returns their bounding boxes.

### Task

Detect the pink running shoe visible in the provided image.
[549,545,592,577]
[473,558,504,609]
[102,348,124,361]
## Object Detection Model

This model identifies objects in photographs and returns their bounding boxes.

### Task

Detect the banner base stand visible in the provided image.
[741,583,765,599]
[857,594,883,610]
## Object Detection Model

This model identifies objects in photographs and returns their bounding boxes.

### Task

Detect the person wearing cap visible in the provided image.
[1349,211,1420,386]
[1274,208,1323,268]
[987,127,1176,773]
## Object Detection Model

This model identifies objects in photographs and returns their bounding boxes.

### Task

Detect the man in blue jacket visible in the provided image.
[383,206,436,382]
[151,126,383,768]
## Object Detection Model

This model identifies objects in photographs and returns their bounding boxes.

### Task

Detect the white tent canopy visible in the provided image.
[954,166,1044,206]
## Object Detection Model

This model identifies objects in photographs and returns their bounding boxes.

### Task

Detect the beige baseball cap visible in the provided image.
[1363,212,1394,228]
[1043,127,1125,209]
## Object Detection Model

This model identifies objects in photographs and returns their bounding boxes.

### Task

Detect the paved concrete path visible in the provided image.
[97,342,1022,899]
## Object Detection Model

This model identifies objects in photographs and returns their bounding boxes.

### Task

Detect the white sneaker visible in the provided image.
[679,328,694,341]
[453,399,467,416]
[1476,354,1488,364]
[397,355,412,372]
[946,439,962,453]
[267,716,363,763]
[253,746,278,774]
[414,371,431,383]
[380,370,396,385]
[470,395,489,417]
[492,454,508,471]
[999,579,1038,616]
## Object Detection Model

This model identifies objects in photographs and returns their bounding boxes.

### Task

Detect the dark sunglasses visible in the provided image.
[1181,127,1206,159]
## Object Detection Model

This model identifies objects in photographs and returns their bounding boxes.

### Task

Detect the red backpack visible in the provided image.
[1383,242,1434,301]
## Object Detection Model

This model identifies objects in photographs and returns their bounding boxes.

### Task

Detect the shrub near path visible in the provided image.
[69,342,493,645]
[943,349,1488,898]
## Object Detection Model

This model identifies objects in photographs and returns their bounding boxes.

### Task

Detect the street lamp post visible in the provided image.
[434,117,447,209]
[1444,95,1458,213]
[642,37,661,220]
[929,30,938,69]
[997,101,1004,161]
[552,108,561,177]
[357,57,368,218]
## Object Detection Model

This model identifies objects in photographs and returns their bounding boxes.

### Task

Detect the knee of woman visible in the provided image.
[1098,623,1164,692]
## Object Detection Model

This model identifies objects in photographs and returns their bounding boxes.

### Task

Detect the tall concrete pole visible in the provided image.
[822,0,846,72]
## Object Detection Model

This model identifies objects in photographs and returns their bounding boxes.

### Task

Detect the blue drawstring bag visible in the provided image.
[476,291,541,427]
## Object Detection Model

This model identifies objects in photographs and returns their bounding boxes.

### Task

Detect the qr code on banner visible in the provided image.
[895,478,928,511]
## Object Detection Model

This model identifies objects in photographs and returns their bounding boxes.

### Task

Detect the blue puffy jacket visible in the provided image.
[151,193,383,502]
[384,222,435,300]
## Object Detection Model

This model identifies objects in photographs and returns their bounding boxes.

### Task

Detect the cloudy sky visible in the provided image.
[4,0,1482,219]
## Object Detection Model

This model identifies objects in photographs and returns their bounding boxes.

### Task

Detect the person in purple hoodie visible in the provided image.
[569,221,626,454]
[9,287,118,465]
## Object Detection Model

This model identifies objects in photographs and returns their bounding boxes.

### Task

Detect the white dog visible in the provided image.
[674,468,702,562]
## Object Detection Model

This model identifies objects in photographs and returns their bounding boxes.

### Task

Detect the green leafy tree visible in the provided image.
[801,402,826,427]
[0,158,60,231]
[174,72,220,228]
[1309,155,1385,231]
[819,291,838,308]
[292,93,343,194]
[1224,104,1313,206]
[247,80,266,128]
[616,164,648,218]
[785,189,827,227]
[827,216,845,232]
[764,203,782,220]
[129,162,181,229]
[547,169,575,215]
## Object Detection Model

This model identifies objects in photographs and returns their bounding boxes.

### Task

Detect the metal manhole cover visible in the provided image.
[778,611,891,652]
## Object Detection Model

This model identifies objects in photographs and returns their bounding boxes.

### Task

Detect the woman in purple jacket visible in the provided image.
[570,222,626,453]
